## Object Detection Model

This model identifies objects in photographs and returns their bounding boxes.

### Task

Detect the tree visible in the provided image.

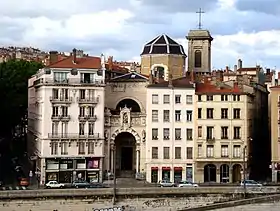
[0,59,44,138]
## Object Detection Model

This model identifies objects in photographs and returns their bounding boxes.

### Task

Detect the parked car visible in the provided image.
[177,180,199,187]
[19,178,29,187]
[159,180,175,187]
[72,180,92,188]
[240,180,262,187]
[45,181,65,189]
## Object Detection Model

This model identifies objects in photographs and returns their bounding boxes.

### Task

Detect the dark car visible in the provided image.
[72,180,91,188]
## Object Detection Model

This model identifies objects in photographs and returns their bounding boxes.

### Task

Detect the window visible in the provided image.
[163,110,170,122]
[198,95,202,101]
[234,127,241,139]
[175,128,181,140]
[221,95,228,101]
[88,123,94,135]
[88,107,94,117]
[175,147,181,159]
[78,142,85,154]
[233,145,241,158]
[186,95,193,104]
[207,145,214,157]
[207,108,213,119]
[54,72,67,82]
[221,145,228,157]
[152,110,158,122]
[221,108,228,119]
[81,73,94,83]
[61,106,68,117]
[163,95,170,104]
[175,95,181,104]
[152,147,158,159]
[187,147,193,159]
[186,110,192,122]
[233,109,241,119]
[61,122,68,136]
[51,122,59,135]
[198,126,202,138]
[80,107,85,117]
[52,106,59,116]
[61,142,68,155]
[152,129,158,140]
[61,88,69,99]
[194,50,202,68]
[79,123,85,135]
[51,142,58,155]
[80,89,86,99]
[52,89,59,99]
[207,95,213,101]
[221,126,228,139]
[198,108,202,119]
[186,129,193,140]
[152,94,158,104]
[163,128,170,140]
[198,144,202,157]
[88,142,94,154]
[163,147,170,159]
[175,110,181,121]
[233,95,240,101]
[206,126,214,139]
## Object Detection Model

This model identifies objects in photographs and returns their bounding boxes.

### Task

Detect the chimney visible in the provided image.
[72,48,77,64]
[168,73,173,87]
[234,65,237,72]
[101,53,105,80]
[266,68,270,75]
[238,59,242,69]
[225,66,229,73]
[49,51,58,65]
[108,56,113,70]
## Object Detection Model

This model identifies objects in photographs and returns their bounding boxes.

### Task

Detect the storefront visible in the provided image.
[174,167,182,183]
[86,158,100,183]
[186,164,193,182]
[162,167,171,180]
[151,167,158,183]
[45,159,59,182]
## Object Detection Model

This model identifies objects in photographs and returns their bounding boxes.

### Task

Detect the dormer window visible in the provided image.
[81,73,94,83]
[54,72,67,83]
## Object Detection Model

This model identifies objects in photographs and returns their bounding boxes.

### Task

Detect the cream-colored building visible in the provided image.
[27,49,106,184]
[270,86,280,182]
[104,72,148,178]
[194,81,254,183]
[145,77,196,183]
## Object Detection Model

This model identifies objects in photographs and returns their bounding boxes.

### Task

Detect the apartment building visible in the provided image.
[146,77,196,183]
[194,81,254,183]
[270,85,280,182]
[27,49,106,184]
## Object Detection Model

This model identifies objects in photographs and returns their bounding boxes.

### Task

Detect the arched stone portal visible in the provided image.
[204,164,216,183]
[232,164,242,183]
[111,128,141,178]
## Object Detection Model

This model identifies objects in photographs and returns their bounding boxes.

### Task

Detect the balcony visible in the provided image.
[48,133,101,139]
[78,115,88,121]
[34,78,105,87]
[77,97,99,104]
[206,137,215,142]
[87,115,97,122]
[51,115,70,121]
[50,96,73,104]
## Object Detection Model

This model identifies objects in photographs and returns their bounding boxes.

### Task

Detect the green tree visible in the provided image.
[0,59,44,138]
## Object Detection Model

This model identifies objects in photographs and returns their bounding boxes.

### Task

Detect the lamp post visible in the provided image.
[243,146,247,198]
[111,142,117,205]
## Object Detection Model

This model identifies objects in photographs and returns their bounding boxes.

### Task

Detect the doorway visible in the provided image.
[121,147,133,170]
[204,164,216,183]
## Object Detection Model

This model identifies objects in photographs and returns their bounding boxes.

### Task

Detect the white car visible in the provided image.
[159,180,175,187]
[177,181,199,187]
[45,181,65,189]
[240,180,262,187]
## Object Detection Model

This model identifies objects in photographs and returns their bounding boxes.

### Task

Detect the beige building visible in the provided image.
[270,86,280,182]
[145,77,196,183]
[194,80,254,183]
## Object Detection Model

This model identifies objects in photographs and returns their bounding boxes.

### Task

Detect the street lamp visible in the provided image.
[243,146,247,198]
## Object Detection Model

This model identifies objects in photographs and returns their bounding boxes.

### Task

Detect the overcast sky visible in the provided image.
[0,0,279,69]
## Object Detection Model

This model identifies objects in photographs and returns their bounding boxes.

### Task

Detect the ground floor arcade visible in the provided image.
[36,157,103,185]
[194,162,245,183]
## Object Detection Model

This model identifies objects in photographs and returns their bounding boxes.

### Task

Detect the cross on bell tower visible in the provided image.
[196,8,205,29]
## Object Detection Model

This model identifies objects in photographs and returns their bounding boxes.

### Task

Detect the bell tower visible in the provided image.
[186,8,213,73]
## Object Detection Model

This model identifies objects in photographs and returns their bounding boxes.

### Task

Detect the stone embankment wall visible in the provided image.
[215,201,280,211]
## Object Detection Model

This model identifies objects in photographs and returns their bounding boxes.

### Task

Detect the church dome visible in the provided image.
[140,34,186,56]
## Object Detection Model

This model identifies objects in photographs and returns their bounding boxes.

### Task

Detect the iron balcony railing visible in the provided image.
[77,96,99,104]
[48,133,101,139]
[49,96,73,103]
[34,78,105,87]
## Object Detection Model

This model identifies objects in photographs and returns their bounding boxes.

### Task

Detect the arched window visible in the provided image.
[194,50,202,68]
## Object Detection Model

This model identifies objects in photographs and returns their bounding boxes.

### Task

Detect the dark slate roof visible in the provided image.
[109,72,148,82]
[141,34,186,56]
[147,77,195,88]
